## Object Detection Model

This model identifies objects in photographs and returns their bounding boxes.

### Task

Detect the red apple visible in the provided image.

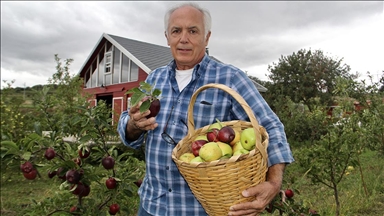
[20,161,33,173]
[66,169,80,184]
[217,126,235,144]
[48,170,57,178]
[191,140,208,156]
[106,177,117,189]
[147,98,161,118]
[109,203,120,215]
[285,189,294,198]
[44,147,56,160]
[206,128,219,142]
[102,156,115,170]
[23,169,37,180]
[78,148,90,159]
[73,158,82,166]
[56,167,67,180]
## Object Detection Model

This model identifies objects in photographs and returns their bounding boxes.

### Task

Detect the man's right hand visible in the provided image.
[125,99,158,140]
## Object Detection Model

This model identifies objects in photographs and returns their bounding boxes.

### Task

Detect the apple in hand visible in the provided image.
[146,98,161,118]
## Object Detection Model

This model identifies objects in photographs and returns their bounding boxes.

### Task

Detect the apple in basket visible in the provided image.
[199,142,222,162]
[191,140,208,156]
[240,128,258,151]
[179,153,196,163]
[217,141,233,157]
[217,126,236,144]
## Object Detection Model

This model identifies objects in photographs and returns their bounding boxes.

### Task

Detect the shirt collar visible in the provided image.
[166,54,211,79]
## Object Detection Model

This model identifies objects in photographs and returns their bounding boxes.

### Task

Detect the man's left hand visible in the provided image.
[227,180,280,215]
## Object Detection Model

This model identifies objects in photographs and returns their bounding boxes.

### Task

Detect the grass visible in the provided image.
[1,150,383,215]
[268,149,384,215]
[0,165,140,216]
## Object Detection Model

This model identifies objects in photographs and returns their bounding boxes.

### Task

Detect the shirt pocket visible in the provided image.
[192,90,231,128]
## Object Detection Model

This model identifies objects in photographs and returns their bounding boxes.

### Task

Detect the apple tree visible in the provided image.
[1,55,145,215]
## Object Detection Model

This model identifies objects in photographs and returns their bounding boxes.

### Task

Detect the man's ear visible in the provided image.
[165,31,170,46]
[205,31,211,46]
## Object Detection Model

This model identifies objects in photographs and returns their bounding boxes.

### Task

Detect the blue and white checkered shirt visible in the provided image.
[117,54,294,215]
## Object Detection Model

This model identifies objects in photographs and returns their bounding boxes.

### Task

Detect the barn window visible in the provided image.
[105,51,112,74]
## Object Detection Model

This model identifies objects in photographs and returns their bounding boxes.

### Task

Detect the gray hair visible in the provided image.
[164,2,212,37]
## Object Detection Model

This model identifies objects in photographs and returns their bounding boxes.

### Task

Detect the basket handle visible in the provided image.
[187,83,267,163]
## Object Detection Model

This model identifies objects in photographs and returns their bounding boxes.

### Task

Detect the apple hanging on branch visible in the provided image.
[126,81,162,118]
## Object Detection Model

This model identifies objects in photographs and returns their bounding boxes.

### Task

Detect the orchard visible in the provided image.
[1,55,145,215]
[1,53,383,215]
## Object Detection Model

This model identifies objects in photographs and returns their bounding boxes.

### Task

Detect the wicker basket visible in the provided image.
[171,83,269,216]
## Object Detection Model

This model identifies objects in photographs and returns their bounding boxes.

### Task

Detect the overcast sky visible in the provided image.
[1,1,383,88]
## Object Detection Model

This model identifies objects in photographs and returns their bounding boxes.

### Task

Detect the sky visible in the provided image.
[1,1,383,88]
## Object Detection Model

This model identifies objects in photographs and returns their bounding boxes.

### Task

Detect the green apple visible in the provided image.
[217,141,233,157]
[233,149,250,156]
[208,121,223,130]
[179,153,196,163]
[240,128,257,151]
[190,156,205,163]
[199,142,222,162]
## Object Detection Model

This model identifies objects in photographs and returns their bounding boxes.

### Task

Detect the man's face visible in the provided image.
[165,6,211,70]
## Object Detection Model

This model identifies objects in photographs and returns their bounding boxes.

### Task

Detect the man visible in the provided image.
[118,2,294,215]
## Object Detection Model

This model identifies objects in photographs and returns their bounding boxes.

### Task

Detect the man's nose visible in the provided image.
[179,31,188,43]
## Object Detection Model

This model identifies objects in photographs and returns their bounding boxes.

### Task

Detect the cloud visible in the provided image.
[1,1,382,87]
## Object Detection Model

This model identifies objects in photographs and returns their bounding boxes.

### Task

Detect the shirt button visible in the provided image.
[168,189,172,192]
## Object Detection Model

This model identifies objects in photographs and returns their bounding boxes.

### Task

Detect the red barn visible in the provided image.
[78,33,267,124]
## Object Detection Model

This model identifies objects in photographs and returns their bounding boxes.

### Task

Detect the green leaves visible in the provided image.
[125,81,161,112]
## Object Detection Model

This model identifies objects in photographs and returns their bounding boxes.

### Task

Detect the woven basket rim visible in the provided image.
[171,83,268,167]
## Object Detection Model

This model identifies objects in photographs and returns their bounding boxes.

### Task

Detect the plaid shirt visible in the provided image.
[117,54,294,216]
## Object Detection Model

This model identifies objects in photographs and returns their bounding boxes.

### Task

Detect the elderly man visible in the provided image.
[118,2,294,216]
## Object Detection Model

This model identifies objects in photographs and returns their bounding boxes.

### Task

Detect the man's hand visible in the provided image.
[228,163,286,216]
[125,99,158,141]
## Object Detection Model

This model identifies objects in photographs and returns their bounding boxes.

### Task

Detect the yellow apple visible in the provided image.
[217,141,233,157]
[232,141,245,153]
[179,153,196,163]
[199,142,222,162]
[229,128,241,146]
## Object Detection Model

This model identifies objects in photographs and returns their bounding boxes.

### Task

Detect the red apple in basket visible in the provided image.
[191,140,208,156]
[217,126,236,144]
[206,128,219,142]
